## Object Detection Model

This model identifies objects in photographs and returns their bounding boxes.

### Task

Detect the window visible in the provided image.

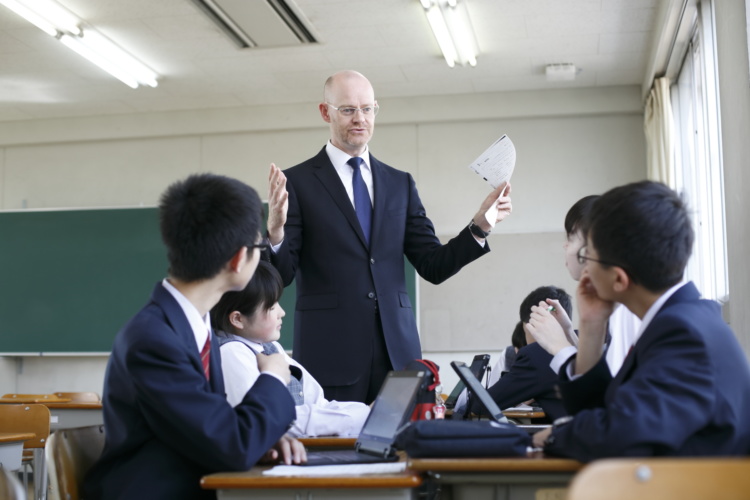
[670,0,728,302]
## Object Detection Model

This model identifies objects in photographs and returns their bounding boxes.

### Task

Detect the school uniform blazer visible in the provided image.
[271,147,490,386]
[470,342,566,421]
[83,283,296,500]
[545,282,750,462]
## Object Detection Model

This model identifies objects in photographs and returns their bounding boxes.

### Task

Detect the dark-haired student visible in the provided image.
[211,261,370,437]
[469,286,572,422]
[529,181,750,461]
[84,174,305,500]
[530,195,640,377]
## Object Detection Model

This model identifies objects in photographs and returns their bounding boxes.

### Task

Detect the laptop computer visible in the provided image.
[444,353,490,409]
[450,361,509,424]
[302,370,424,466]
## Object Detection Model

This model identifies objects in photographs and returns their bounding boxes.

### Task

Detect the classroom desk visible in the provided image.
[0,432,35,470]
[502,410,546,420]
[0,396,71,404]
[201,460,423,500]
[408,452,583,500]
[43,402,104,430]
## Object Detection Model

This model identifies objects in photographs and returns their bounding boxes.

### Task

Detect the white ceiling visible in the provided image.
[0,0,661,123]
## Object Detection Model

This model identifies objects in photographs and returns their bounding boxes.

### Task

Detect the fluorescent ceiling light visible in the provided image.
[545,63,578,81]
[0,0,158,88]
[419,0,478,68]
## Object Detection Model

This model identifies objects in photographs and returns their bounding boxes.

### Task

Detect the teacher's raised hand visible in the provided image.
[267,163,288,246]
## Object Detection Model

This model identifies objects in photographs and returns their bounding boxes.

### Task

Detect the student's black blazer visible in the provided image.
[83,283,295,500]
[547,282,750,462]
[271,146,489,387]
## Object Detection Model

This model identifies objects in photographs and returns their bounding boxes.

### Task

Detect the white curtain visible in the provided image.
[644,77,676,187]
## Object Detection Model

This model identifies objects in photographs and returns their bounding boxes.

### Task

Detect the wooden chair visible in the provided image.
[46,426,105,500]
[0,467,26,500]
[567,457,750,500]
[0,404,50,500]
[51,393,100,403]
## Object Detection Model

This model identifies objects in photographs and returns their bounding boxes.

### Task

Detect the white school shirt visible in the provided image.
[219,333,370,437]
[162,279,210,353]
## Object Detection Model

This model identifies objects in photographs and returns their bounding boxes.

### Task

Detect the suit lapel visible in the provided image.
[311,148,369,248]
[369,153,386,250]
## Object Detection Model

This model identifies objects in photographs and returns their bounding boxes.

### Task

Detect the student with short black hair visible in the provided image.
[470,285,573,422]
[212,261,370,437]
[529,181,750,461]
[84,174,305,500]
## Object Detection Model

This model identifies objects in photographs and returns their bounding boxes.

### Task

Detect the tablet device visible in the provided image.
[450,361,509,424]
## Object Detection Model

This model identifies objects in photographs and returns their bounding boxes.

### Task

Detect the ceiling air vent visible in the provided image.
[191,0,318,48]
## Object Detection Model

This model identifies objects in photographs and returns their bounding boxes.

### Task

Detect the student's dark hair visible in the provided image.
[159,173,263,282]
[519,286,573,324]
[586,180,693,292]
[210,261,283,334]
[564,195,600,237]
[511,321,527,350]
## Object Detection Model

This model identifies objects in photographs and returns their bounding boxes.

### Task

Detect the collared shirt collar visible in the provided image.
[326,141,371,172]
[162,278,211,352]
[633,280,688,345]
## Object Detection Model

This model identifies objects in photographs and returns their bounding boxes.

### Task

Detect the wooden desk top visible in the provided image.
[201,464,422,490]
[42,402,103,410]
[503,410,546,419]
[298,437,356,448]
[0,396,71,404]
[408,452,583,473]
[0,432,36,444]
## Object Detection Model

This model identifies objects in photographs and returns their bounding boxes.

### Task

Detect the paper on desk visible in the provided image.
[468,134,516,189]
[263,462,406,476]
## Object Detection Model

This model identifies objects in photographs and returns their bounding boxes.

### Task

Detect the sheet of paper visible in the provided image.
[468,134,516,189]
[263,462,406,476]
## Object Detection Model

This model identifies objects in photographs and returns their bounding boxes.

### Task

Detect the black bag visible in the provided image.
[396,419,531,458]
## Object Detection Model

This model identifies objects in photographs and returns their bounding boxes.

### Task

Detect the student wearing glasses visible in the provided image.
[528,181,750,461]
[265,69,513,404]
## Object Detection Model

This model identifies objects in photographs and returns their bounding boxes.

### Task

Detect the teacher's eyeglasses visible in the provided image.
[325,103,379,117]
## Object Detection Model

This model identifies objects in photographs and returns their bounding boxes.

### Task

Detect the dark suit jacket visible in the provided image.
[271,147,489,386]
[546,282,750,462]
[470,342,566,421]
[83,283,295,500]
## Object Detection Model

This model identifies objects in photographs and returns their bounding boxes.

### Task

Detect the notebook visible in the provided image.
[450,361,509,424]
[444,353,491,409]
[302,370,424,466]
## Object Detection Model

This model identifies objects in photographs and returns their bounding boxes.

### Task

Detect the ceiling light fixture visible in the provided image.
[545,63,578,82]
[419,0,478,68]
[0,0,158,88]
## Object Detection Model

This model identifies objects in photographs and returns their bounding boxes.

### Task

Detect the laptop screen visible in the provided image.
[357,370,423,442]
[451,361,508,423]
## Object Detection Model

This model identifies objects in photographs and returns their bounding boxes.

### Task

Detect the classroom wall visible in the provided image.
[714,0,750,353]
[0,85,645,394]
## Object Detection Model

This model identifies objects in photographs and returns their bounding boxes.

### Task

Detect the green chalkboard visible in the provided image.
[0,207,416,354]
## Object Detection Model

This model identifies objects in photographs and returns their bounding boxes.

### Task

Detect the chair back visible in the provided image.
[52,392,100,403]
[0,404,51,450]
[46,425,105,500]
[567,457,750,500]
[0,467,26,500]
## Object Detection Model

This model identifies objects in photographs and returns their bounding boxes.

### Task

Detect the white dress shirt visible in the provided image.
[219,333,370,437]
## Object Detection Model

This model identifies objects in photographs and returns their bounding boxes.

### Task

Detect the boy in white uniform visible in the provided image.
[211,261,370,437]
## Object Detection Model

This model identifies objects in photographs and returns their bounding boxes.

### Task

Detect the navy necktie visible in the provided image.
[347,157,372,245]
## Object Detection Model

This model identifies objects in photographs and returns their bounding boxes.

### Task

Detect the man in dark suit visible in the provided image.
[528,181,750,462]
[84,174,305,500]
[470,286,572,422]
[267,70,513,403]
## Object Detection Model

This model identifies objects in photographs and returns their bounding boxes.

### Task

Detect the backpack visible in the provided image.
[405,359,446,421]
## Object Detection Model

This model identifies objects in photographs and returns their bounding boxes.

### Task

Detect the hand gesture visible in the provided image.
[267,164,288,246]
[261,434,307,465]
[472,182,513,234]
[525,303,573,356]
[257,352,291,385]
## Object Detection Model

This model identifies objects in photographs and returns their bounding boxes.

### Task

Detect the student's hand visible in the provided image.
[472,182,512,234]
[257,352,291,385]
[544,299,577,346]
[525,306,572,356]
[574,271,614,375]
[267,163,288,246]
[532,427,552,449]
[262,434,307,465]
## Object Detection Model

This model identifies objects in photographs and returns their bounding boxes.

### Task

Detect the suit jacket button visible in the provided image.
[367,292,375,299]
[370,258,375,265]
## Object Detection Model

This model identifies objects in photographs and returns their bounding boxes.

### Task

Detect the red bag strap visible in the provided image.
[415,359,441,391]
